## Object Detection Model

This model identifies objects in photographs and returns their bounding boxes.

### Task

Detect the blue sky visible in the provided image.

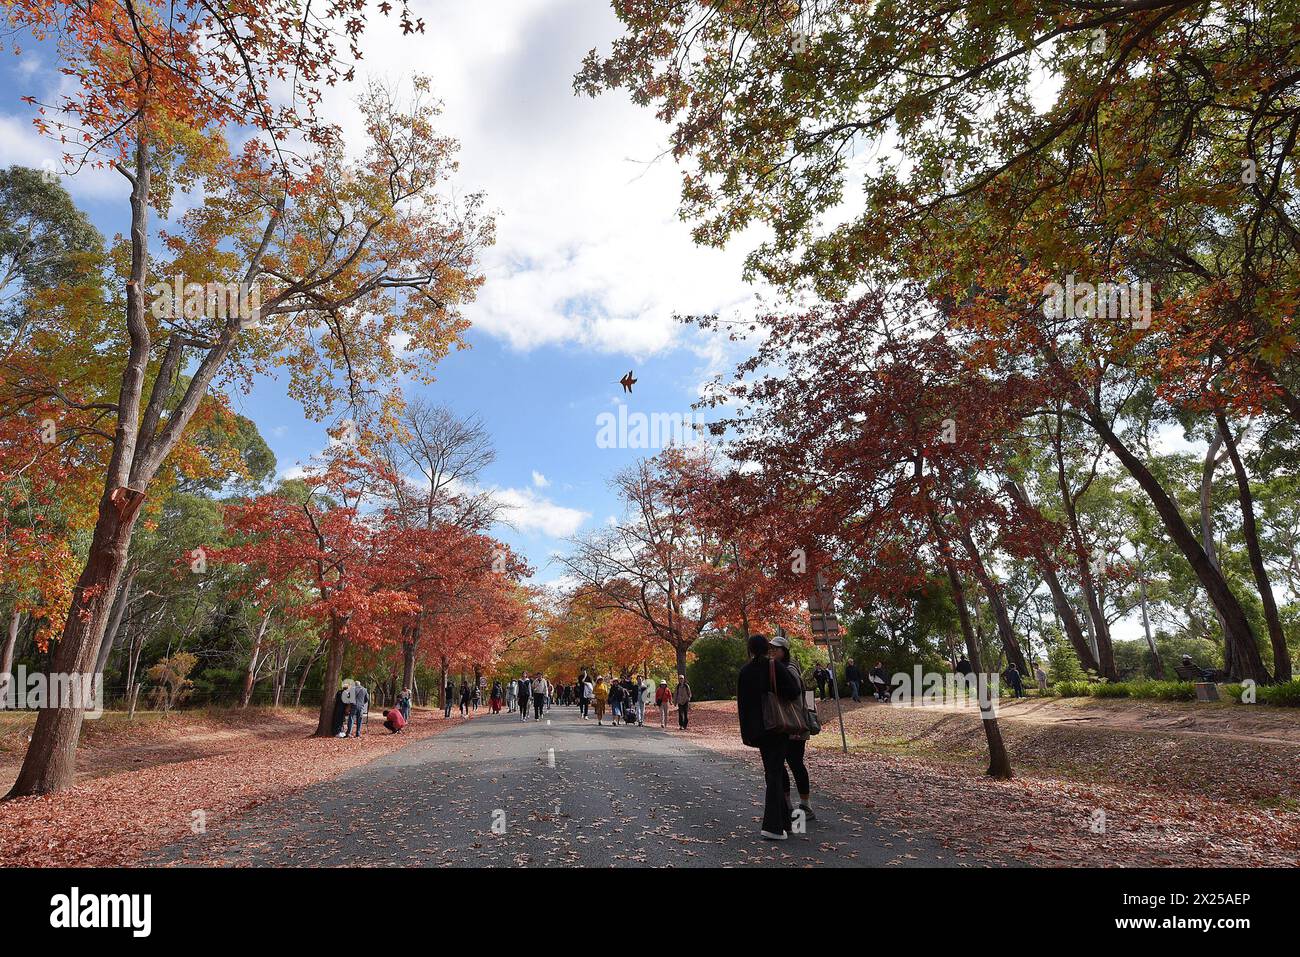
[0,0,770,585]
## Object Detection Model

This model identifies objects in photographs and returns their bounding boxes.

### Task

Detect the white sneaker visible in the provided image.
[336,732,346,738]
[761,830,788,841]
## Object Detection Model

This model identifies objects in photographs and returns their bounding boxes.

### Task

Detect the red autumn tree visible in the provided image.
[4,0,493,795]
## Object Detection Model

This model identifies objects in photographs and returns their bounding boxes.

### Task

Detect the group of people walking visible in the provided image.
[443,670,694,730]
[330,680,412,736]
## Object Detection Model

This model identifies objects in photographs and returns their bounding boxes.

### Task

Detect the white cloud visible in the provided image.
[305,0,769,359]
[491,486,588,537]
[531,470,550,488]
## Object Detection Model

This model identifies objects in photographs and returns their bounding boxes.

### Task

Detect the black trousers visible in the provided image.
[579,698,589,717]
[783,737,810,797]
[532,693,545,718]
[678,702,689,728]
[759,737,792,835]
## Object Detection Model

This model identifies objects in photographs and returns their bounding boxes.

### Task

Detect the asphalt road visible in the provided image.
[151,706,962,867]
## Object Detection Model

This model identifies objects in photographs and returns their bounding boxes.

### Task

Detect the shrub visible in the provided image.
[1126,680,1196,701]
[1223,683,1247,703]
[685,633,748,701]
[146,652,197,712]
[1046,643,1086,685]
[1091,682,1131,698]
[1258,679,1300,707]
[1054,680,1093,697]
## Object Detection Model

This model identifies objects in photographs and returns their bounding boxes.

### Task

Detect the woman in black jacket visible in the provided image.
[769,636,814,822]
[736,633,802,840]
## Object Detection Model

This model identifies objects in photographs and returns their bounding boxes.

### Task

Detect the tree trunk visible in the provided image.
[1137,574,1165,679]
[1199,430,1235,676]
[674,642,687,679]
[272,643,287,708]
[1,611,21,708]
[8,495,141,797]
[1037,340,1268,682]
[93,566,135,693]
[1216,414,1290,680]
[944,557,1012,778]
[8,137,161,796]
[401,624,418,693]
[958,526,1028,674]
[1087,411,1269,682]
[1053,458,1118,680]
[294,637,326,707]
[313,618,347,736]
[918,462,1012,778]
[241,609,272,708]
[1002,480,1100,672]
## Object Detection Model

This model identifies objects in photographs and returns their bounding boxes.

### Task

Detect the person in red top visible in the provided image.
[655,680,672,727]
[383,707,406,734]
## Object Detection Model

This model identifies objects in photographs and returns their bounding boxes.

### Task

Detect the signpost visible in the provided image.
[808,571,849,754]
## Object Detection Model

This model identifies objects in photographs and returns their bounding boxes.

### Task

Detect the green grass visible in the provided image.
[1258,679,1300,707]
[1047,677,1300,706]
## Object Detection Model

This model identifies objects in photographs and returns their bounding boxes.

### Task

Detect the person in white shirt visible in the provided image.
[531,674,548,719]
[634,676,648,726]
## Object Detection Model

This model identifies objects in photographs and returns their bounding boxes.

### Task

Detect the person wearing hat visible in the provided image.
[655,679,672,727]
[769,635,815,822]
[331,680,350,737]
[736,633,802,840]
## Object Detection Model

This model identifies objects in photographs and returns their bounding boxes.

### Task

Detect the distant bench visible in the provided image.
[1173,663,1229,682]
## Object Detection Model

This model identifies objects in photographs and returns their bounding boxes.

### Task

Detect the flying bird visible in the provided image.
[619,370,637,394]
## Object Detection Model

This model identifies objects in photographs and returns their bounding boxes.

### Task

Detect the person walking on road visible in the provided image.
[1005,663,1025,698]
[674,674,691,729]
[634,676,648,726]
[443,679,455,718]
[580,676,593,719]
[398,688,412,724]
[844,658,862,703]
[1034,661,1049,694]
[736,633,802,840]
[655,680,671,727]
[608,679,626,726]
[593,676,608,725]
[459,680,471,717]
[490,680,503,714]
[532,673,548,719]
[770,636,815,822]
[517,675,532,721]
